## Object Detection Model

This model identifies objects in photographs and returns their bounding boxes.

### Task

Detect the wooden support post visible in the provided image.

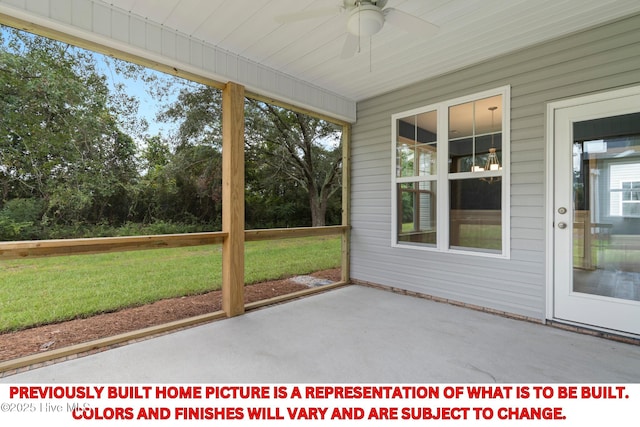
[341,124,351,283]
[222,82,245,317]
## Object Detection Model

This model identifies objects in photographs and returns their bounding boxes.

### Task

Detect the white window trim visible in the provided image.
[391,86,511,259]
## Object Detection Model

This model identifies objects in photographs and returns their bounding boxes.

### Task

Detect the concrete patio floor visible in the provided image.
[2,285,639,383]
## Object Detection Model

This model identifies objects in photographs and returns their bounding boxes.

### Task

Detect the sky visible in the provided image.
[96,56,181,140]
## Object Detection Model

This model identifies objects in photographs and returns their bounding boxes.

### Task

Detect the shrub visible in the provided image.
[0,199,45,240]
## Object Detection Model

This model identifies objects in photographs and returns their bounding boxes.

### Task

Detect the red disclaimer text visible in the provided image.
[3,384,632,424]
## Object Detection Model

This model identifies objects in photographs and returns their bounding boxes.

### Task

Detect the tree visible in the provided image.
[245,100,342,227]
[157,83,342,227]
[155,84,223,226]
[0,26,139,227]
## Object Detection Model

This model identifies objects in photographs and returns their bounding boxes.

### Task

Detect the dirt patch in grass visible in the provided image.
[0,269,341,362]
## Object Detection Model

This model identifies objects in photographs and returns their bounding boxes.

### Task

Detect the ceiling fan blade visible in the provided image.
[383,8,439,38]
[340,33,359,59]
[275,7,342,24]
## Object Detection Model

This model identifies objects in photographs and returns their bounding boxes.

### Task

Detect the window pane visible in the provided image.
[449,179,502,252]
[396,144,414,177]
[449,137,473,173]
[397,181,437,246]
[449,102,473,139]
[449,95,502,173]
[571,123,640,299]
[396,111,437,177]
[622,203,640,217]
[621,182,640,202]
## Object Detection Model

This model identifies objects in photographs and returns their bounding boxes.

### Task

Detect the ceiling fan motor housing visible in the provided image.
[347,4,385,36]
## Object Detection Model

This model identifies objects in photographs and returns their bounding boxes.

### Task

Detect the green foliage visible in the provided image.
[0,198,43,223]
[244,100,343,227]
[0,216,31,240]
[0,198,44,240]
[157,84,222,149]
[1,26,139,229]
[37,221,213,240]
[0,24,342,239]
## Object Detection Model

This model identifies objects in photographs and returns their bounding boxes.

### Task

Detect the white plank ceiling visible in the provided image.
[96,0,640,104]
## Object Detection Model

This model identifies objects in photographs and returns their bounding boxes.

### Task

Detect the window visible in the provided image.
[609,162,640,218]
[395,110,438,246]
[622,182,640,217]
[392,87,510,257]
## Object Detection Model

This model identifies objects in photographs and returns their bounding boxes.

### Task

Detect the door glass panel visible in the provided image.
[572,113,640,301]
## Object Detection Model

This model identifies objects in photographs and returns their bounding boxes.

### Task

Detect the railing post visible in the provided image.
[222,82,245,317]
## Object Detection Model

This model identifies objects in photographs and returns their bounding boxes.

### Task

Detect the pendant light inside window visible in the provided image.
[478,106,502,183]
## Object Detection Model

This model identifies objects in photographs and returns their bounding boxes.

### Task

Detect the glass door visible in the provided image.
[553,91,640,336]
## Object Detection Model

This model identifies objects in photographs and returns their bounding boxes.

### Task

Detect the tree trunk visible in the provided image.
[309,191,326,227]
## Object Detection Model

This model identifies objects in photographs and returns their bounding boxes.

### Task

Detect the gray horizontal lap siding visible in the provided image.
[350,13,640,320]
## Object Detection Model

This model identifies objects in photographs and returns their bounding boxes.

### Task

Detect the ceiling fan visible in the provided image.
[275,0,439,59]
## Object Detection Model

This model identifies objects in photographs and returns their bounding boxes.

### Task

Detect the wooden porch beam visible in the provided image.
[222,82,245,317]
[341,124,351,283]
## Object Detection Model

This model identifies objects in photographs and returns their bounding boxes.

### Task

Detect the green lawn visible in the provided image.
[0,236,341,332]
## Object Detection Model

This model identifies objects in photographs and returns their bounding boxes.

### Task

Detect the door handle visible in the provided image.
[557,222,567,229]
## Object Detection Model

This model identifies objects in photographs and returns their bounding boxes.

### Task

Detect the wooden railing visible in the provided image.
[245,225,347,241]
[0,226,348,260]
[0,232,227,260]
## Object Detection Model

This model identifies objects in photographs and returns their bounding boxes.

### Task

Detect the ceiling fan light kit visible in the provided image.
[347,4,385,37]
[275,0,439,59]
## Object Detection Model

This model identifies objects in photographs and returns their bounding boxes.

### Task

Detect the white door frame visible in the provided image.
[546,84,640,334]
